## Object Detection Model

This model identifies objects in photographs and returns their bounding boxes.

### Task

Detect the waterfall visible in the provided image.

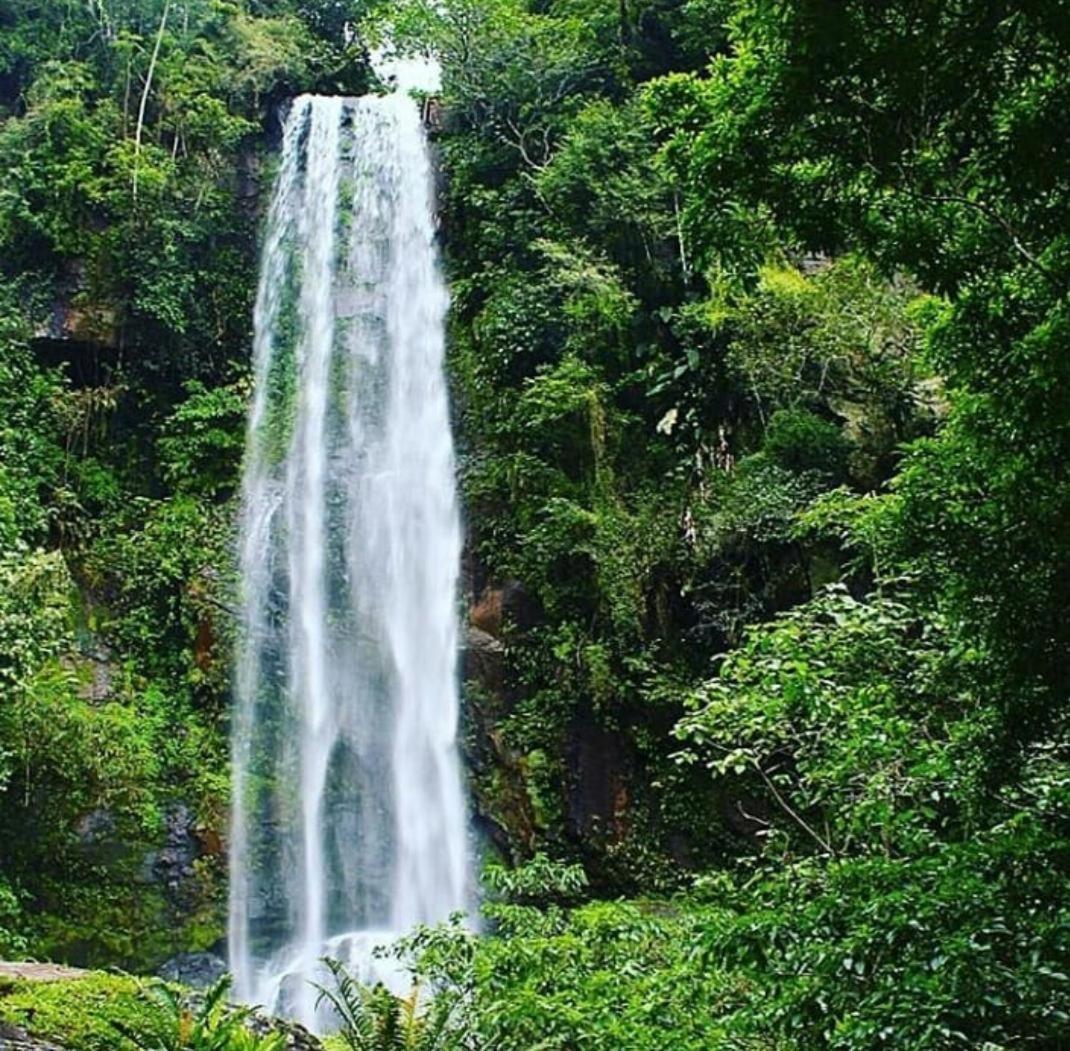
[228,92,471,1032]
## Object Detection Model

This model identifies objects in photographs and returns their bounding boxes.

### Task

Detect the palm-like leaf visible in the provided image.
[112,975,285,1051]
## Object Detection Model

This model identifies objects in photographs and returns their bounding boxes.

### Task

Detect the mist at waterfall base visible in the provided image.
[228,92,472,1032]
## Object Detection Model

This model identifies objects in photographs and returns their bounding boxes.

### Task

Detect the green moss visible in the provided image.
[29,878,225,974]
[0,974,170,1051]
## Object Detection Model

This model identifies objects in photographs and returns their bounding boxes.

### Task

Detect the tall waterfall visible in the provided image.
[229,92,470,1031]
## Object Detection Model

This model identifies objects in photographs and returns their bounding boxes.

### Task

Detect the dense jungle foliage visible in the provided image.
[1,0,1069,1048]
[0,0,374,964]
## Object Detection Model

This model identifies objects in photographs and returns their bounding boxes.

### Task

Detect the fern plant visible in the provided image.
[113,975,287,1051]
[314,958,461,1051]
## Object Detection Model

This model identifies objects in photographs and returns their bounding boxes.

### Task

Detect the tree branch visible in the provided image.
[753,760,836,856]
[914,190,1061,289]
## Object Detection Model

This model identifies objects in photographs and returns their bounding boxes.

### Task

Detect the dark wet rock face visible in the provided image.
[30,260,116,348]
[156,951,228,989]
[72,807,128,868]
[142,804,200,909]
[566,712,632,843]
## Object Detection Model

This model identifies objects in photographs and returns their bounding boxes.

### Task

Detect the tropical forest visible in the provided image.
[0,1,1067,1048]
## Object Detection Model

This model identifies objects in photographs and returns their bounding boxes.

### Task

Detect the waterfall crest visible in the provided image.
[229,92,470,1031]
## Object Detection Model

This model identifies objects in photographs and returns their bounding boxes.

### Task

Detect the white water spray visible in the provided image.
[229,92,471,1031]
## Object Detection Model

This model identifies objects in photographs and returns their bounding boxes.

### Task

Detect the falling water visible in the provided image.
[229,91,470,1031]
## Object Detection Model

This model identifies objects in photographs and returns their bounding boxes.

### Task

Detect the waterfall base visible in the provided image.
[250,930,410,1028]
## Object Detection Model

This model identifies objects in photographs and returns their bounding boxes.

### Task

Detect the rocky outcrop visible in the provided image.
[156,952,228,990]
[469,580,541,637]
[0,966,86,1049]
[0,1019,323,1051]
[74,808,120,859]
[461,587,540,860]
[0,1000,324,1051]
[34,296,117,349]
[141,804,200,909]
[32,261,118,350]
[460,577,677,876]
[463,626,505,694]
[59,647,115,704]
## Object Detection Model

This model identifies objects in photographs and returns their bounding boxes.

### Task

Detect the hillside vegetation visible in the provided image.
[0,0,1067,1048]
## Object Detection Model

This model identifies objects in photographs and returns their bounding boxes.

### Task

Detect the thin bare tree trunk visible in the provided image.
[122,54,132,137]
[133,0,171,201]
